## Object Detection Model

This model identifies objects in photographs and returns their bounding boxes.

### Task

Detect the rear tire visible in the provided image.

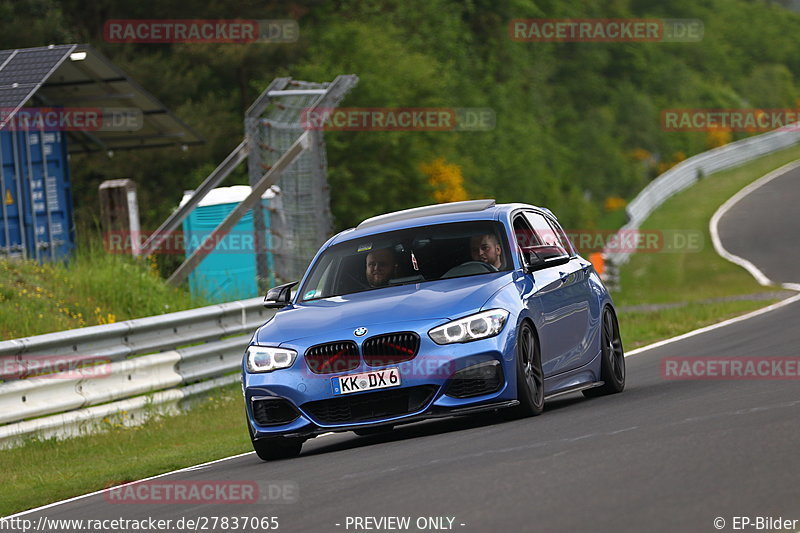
[516,322,544,416]
[583,307,625,397]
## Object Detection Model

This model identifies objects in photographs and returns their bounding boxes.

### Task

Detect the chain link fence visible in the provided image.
[254,81,333,283]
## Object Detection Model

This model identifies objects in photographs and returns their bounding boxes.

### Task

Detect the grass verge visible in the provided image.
[0,244,207,339]
[3,144,800,517]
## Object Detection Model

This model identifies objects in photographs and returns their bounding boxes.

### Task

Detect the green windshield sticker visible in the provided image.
[357,243,373,252]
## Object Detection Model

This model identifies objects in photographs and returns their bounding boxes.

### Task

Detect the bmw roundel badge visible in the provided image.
[354,327,368,337]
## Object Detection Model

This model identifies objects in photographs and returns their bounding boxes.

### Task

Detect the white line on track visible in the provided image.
[7,160,800,519]
[709,159,800,290]
[625,292,800,357]
[623,158,800,359]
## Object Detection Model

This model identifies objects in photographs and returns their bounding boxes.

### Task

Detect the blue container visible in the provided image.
[0,129,74,261]
[181,186,275,303]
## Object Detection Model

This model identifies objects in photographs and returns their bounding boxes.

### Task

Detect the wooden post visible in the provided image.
[99,179,141,256]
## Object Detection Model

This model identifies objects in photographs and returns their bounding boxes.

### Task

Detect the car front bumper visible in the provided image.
[243,319,519,439]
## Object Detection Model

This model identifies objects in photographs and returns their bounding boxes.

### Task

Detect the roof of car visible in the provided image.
[328,200,555,246]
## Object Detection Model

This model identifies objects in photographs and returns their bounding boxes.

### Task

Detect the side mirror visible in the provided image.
[264,281,299,309]
[522,245,570,273]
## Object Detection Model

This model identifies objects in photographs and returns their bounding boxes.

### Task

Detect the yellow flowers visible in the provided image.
[147,254,160,278]
[706,127,732,149]
[626,148,652,162]
[420,157,469,204]
[657,151,687,174]
[604,196,627,212]
[95,306,117,325]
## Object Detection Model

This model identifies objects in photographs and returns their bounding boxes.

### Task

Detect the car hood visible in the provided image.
[255,272,513,344]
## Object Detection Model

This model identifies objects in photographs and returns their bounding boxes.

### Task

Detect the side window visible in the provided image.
[546,217,574,256]
[523,212,561,247]
[513,215,538,249]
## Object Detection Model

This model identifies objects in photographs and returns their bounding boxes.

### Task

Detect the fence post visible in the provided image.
[99,179,141,256]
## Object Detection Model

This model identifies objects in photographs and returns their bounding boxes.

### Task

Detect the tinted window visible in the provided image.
[513,214,538,248]
[546,217,574,256]
[299,221,511,301]
[524,211,561,246]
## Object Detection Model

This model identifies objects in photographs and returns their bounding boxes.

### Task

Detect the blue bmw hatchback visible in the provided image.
[242,200,625,460]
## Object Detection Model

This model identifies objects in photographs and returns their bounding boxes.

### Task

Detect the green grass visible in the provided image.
[0,245,207,339]
[619,300,779,350]
[0,384,250,517]
[614,143,800,348]
[3,144,800,517]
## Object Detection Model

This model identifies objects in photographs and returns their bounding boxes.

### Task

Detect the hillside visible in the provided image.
[2,0,800,232]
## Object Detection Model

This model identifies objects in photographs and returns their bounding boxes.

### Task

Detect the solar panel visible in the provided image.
[0,50,13,68]
[0,44,203,151]
[0,85,35,109]
[0,46,73,87]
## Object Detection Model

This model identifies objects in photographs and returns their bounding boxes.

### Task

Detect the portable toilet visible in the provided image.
[180,185,277,303]
[0,129,74,262]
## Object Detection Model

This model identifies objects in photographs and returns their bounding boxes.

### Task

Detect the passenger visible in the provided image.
[365,248,397,287]
[470,233,503,269]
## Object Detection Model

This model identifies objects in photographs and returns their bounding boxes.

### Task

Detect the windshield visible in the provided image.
[298,221,511,301]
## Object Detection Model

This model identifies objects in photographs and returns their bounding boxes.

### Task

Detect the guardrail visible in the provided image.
[0,298,275,448]
[604,126,800,266]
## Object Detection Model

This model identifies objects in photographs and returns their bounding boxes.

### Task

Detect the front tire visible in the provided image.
[248,419,303,461]
[584,306,625,397]
[516,322,544,416]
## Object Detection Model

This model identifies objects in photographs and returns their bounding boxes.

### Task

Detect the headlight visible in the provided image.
[428,309,509,345]
[245,345,297,373]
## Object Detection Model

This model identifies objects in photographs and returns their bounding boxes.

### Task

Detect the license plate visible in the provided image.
[332,367,401,395]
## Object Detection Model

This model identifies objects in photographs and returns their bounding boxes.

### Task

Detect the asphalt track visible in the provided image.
[11,166,800,532]
[716,164,800,285]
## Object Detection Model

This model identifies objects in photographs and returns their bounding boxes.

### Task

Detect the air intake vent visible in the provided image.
[305,341,360,374]
[445,360,503,398]
[362,332,420,367]
[302,385,437,424]
[252,398,300,426]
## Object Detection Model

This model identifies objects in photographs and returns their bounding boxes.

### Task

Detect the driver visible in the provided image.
[470,233,503,269]
[365,248,398,287]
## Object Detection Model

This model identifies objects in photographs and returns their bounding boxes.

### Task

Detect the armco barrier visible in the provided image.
[0,297,274,447]
[0,375,239,445]
[604,126,800,266]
